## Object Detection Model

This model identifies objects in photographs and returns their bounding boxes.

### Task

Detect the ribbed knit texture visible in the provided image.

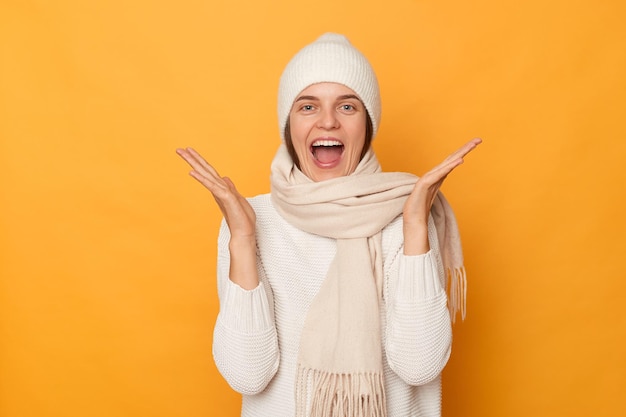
[212,194,452,417]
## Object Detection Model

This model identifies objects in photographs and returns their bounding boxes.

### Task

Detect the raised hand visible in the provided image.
[403,138,482,255]
[176,147,256,238]
[176,147,258,289]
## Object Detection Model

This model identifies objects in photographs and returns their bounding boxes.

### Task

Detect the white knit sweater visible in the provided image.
[212,194,452,417]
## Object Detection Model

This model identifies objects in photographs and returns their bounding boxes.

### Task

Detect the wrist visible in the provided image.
[228,234,256,250]
[403,220,430,256]
[228,235,259,290]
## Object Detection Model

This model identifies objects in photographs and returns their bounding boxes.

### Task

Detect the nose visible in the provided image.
[317,107,339,130]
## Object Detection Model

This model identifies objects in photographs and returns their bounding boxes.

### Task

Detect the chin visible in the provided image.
[311,170,346,182]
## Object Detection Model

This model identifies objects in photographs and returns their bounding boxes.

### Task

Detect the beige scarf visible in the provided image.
[270,144,465,417]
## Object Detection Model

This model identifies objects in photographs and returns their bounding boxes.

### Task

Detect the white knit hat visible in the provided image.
[277,33,381,141]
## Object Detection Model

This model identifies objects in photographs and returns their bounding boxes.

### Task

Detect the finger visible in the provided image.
[222,176,236,190]
[185,147,222,179]
[188,169,229,194]
[176,147,202,164]
[441,138,482,165]
[222,177,253,214]
[219,176,255,218]
[424,137,479,178]
[420,157,464,186]
[185,163,231,195]
[176,148,222,182]
[176,148,209,174]
[223,176,248,200]
[177,149,245,210]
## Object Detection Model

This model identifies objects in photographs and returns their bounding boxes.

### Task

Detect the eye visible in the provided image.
[339,102,361,113]
[301,104,314,111]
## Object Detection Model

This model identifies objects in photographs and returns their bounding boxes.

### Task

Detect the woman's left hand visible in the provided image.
[403,138,482,255]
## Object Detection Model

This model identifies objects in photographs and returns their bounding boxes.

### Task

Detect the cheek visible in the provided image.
[348,121,367,152]
[289,118,309,150]
[290,129,305,150]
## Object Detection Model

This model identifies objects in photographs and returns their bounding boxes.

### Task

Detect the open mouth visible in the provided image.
[311,139,344,164]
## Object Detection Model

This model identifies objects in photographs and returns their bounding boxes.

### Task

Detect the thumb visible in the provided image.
[222,176,237,191]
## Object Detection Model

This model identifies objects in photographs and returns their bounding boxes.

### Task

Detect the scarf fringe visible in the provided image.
[296,366,387,417]
[447,266,467,323]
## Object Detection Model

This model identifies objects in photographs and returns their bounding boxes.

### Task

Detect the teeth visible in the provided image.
[312,140,342,147]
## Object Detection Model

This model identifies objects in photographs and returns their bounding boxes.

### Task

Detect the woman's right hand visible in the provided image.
[177,147,259,289]
[176,147,256,239]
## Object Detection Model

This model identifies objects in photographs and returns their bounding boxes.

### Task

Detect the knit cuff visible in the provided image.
[218,279,274,333]
[396,250,444,301]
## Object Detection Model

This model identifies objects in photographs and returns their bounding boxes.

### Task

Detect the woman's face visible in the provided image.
[288,82,367,182]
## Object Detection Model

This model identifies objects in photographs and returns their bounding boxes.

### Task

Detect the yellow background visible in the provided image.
[1,0,625,416]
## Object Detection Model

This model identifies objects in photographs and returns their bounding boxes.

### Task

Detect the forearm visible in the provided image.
[386,244,452,385]
[402,219,430,255]
[213,280,279,394]
[228,236,259,290]
[386,290,452,385]
[215,223,279,394]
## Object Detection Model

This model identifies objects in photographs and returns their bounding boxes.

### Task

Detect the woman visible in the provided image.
[177,33,480,417]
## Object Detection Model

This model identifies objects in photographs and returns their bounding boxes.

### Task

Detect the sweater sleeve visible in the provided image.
[212,219,280,395]
[384,216,452,386]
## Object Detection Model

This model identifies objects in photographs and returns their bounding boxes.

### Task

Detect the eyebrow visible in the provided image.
[294,94,362,102]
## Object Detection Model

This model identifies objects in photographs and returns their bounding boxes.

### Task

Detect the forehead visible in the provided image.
[296,82,360,99]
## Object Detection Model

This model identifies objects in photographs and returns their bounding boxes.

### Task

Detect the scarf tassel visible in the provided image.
[447,266,467,323]
[296,366,387,417]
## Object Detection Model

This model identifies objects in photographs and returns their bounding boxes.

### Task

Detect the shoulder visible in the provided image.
[247,193,291,233]
[247,193,282,222]
[248,193,272,210]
